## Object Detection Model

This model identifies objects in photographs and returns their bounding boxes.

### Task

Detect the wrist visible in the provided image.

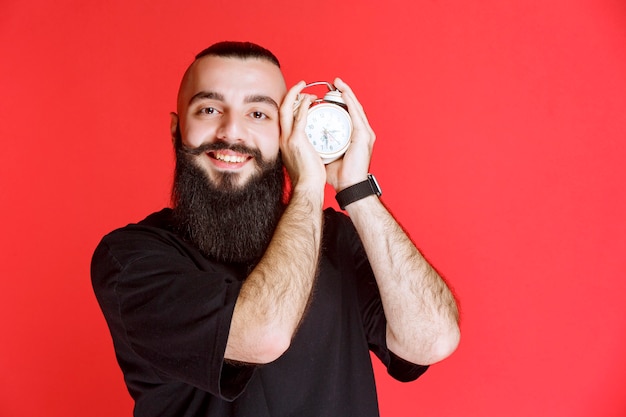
[335,174,382,210]
[291,183,325,206]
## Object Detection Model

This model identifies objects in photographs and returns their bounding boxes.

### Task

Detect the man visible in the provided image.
[91,41,460,417]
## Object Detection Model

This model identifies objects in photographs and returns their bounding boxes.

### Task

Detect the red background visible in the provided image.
[1,0,625,416]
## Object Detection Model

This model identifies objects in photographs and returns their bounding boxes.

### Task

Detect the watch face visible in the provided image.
[306,103,352,161]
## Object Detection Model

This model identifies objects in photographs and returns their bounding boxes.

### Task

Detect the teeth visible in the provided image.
[214,152,246,163]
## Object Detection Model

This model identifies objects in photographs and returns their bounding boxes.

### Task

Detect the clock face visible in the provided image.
[305,103,352,162]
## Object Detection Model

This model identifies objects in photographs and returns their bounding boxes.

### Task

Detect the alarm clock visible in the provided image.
[300,81,353,164]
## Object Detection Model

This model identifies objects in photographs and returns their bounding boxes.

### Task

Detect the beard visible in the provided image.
[171,137,286,267]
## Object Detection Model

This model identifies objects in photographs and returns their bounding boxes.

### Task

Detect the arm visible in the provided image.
[225,188,323,364]
[346,197,460,365]
[327,78,460,366]
[225,83,326,364]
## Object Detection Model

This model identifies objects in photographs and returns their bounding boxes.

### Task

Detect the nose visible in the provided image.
[216,113,243,143]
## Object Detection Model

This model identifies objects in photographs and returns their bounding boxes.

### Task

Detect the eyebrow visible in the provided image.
[188,91,223,106]
[188,91,279,110]
[246,94,279,110]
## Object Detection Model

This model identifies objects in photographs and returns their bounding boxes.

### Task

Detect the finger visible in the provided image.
[280,80,307,134]
[334,78,375,139]
[334,78,365,116]
[293,93,316,124]
[334,78,370,130]
[286,93,316,158]
[280,93,316,158]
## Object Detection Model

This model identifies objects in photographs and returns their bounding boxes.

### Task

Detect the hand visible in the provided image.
[325,78,376,192]
[279,81,326,191]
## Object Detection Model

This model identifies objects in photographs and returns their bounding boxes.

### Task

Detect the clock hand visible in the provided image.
[323,128,340,144]
[321,131,329,147]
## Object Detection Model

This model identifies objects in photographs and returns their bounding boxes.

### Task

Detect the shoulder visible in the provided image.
[93,208,189,268]
[101,208,175,244]
[107,208,175,238]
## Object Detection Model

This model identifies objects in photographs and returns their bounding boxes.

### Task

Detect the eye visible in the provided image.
[198,107,218,115]
[250,111,268,120]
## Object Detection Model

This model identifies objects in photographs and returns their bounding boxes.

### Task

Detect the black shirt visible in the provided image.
[91,208,428,417]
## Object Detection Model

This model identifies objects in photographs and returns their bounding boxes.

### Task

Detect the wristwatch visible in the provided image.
[335,174,382,210]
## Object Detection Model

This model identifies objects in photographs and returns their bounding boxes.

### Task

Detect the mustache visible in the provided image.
[179,141,263,160]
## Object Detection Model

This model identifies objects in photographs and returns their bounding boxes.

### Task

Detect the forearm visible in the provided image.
[225,186,324,364]
[346,195,460,365]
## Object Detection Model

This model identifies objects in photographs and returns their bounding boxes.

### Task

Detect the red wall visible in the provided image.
[1,0,625,416]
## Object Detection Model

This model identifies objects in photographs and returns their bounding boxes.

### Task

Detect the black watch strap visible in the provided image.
[335,174,382,210]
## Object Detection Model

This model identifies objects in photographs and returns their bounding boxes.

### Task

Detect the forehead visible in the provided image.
[177,56,287,111]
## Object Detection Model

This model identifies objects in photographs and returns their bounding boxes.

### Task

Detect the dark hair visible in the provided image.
[195,41,280,68]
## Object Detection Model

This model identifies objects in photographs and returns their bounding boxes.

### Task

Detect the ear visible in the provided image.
[170,112,179,144]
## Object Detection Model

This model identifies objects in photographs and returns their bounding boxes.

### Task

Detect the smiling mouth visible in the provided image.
[209,151,251,164]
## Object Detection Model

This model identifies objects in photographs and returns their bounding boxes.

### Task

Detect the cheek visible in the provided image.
[258,125,281,155]
[180,126,208,148]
